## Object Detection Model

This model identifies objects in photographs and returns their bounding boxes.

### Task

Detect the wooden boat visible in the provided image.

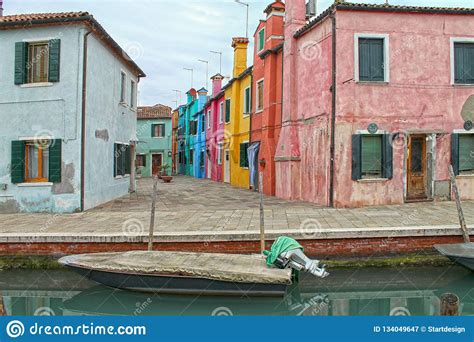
[434,243,474,271]
[58,251,292,297]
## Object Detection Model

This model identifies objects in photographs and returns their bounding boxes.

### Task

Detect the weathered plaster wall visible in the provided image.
[136,118,173,178]
[206,95,225,182]
[0,25,84,213]
[334,10,474,207]
[83,33,138,210]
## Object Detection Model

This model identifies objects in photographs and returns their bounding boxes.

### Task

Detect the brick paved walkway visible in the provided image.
[1,176,473,241]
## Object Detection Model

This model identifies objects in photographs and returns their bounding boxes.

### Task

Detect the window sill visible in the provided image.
[356,81,389,85]
[17,182,53,187]
[457,174,474,179]
[119,102,129,108]
[20,82,54,88]
[115,175,130,180]
[255,109,263,114]
[357,178,389,183]
[452,84,474,87]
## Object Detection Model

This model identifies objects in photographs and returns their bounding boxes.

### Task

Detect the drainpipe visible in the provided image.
[329,13,336,208]
[81,29,93,212]
[249,71,254,190]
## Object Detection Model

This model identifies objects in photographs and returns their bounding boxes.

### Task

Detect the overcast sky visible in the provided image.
[5,0,474,108]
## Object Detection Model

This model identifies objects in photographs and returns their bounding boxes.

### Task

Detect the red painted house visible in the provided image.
[205,74,226,182]
[276,1,474,208]
[249,0,285,195]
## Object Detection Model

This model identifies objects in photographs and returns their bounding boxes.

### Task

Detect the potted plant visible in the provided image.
[160,163,173,183]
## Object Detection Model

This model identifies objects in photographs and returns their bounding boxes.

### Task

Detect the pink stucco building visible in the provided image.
[205,74,226,182]
[276,1,474,208]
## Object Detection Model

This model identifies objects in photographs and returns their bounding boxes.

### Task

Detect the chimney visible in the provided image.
[306,0,317,17]
[210,73,224,96]
[231,37,249,78]
[0,0,4,16]
[197,87,208,105]
[186,88,196,104]
[286,0,307,28]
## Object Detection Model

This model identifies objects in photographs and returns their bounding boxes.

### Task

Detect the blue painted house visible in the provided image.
[0,12,145,213]
[193,88,208,179]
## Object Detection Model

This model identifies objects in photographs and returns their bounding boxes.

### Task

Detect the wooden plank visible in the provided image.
[148,176,159,251]
[448,165,470,243]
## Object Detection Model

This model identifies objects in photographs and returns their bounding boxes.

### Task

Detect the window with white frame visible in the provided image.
[217,143,223,165]
[256,80,264,112]
[355,34,389,83]
[452,38,474,85]
[120,72,127,103]
[207,109,211,129]
[244,86,251,116]
[130,79,137,108]
[219,101,224,123]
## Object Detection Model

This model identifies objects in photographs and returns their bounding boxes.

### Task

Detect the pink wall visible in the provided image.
[206,93,225,183]
[278,0,474,207]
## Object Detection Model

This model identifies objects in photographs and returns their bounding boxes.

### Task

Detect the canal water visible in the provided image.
[0,266,472,316]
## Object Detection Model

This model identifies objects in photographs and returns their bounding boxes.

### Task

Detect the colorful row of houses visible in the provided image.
[173,0,474,208]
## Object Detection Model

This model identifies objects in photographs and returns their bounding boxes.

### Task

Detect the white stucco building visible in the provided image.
[0,12,146,213]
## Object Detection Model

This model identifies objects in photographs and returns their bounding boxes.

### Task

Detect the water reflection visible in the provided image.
[1,267,473,316]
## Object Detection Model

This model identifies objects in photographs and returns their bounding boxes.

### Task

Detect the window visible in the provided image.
[120,72,127,103]
[207,110,211,129]
[190,120,198,135]
[151,124,165,138]
[256,80,264,112]
[219,102,224,123]
[28,43,49,83]
[130,80,137,108]
[453,42,474,84]
[225,99,231,123]
[200,150,205,168]
[355,34,389,82]
[114,143,131,177]
[189,149,194,164]
[217,144,223,165]
[352,134,392,180]
[10,139,62,184]
[136,155,146,168]
[179,151,185,164]
[240,142,249,168]
[201,115,206,133]
[452,134,474,175]
[258,28,265,52]
[244,87,251,115]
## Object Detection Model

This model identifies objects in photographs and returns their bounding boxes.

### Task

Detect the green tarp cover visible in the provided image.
[264,236,303,267]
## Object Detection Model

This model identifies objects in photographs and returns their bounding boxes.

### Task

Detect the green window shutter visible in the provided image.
[143,155,147,168]
[48,39,61,82]
[114,144,118,177]
[359,38,384,82]
[459,134,474,172]
[382,134,393,179]
[151,124,155,137]
[125,145,131,175]
[239,143,244,167]
[351,135,362,181]
[14,42,28,85]
[451,134,460,176]
[259,28,265,51]
[225,99,231,123]
[48,139,62,183]
[11,141,26,183]
[361,135,382,176]
[454,43,474,84]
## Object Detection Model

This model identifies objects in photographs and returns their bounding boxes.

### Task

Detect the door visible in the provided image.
[152,154,163,176]
[224,150,230,183]
[407,136,427,200]
[207,155,212,179]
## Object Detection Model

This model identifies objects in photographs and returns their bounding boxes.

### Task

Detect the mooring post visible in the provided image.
[448,165,470,243]
[440,293,460,316]
[0,293,5,316]
[259,172,265,254]
[148,176,159,251]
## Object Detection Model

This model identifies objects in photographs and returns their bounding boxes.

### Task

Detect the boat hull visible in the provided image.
[434,243,474,272]
[66,266,288,297]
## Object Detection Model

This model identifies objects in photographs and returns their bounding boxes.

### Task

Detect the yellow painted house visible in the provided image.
[222,37,252,189]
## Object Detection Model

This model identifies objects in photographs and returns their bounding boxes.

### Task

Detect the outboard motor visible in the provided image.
[264,236,329,279]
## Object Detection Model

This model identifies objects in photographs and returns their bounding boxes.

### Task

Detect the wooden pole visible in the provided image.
[259,172,265,254]
[440,293,460,316]
[0,292,5,316]
[148,176,159,251]
[448,165,470,243]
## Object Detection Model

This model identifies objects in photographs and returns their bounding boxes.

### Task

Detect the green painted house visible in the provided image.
[136,104,173,178]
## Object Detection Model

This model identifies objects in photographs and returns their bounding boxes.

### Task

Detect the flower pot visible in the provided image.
[161,176,173,183]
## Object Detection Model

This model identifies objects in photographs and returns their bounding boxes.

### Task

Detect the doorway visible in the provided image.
[224,149,230,183]
[152,153,163,176]
[207,154,212,179]
[406,135,427,201]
